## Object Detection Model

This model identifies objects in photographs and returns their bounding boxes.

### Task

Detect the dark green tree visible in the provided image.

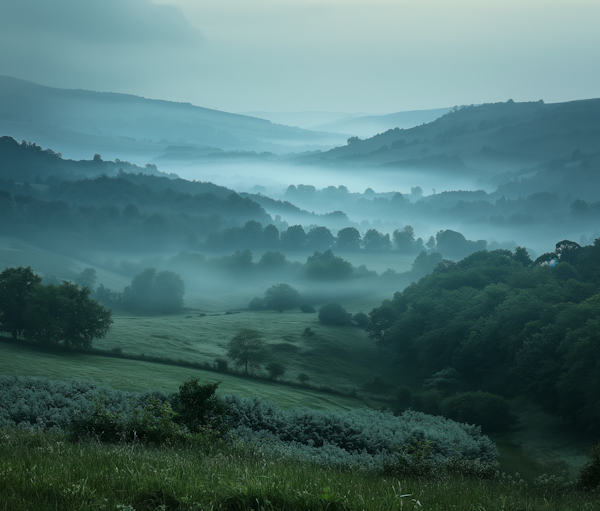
[335,227,362,251]
[263,283,300,312]
[23,281,112,349]
[363,229,392,251]
[366,300,398,351]
[318,302,353,326]
[122,268,185,314]
[227,328,264,374]
[393,225,416,253]
[171,377,228,434]
[0,266,42,338]
[266,362,286,380]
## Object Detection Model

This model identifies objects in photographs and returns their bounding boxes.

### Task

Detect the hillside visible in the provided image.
[312,106,452,138]
[296,99,600,176]
[0,76,345,161]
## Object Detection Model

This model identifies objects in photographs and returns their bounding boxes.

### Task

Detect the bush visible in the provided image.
[214,358,229,372]
[422,367,467,395]
[266,362,286,380]
[248,297,265,310]
[171,377,228,435]
[579,442,600,490]
[318,302,352,326]
[353,311,369,328]
[441,391,516,432]
[300,303,316,313]
[70,397,186,445]
[263,283,300,312]
[297,373,310,384]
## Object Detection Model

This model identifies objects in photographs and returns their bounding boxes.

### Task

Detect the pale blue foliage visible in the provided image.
[224,394,498,469]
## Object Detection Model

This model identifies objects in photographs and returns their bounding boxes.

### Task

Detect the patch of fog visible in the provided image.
[157,161,485,197]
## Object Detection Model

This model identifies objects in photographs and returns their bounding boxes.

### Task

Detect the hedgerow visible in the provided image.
[1,374,498,472]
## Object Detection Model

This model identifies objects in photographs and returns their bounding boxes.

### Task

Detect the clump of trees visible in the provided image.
[318,302,353,326]
[367,239,600,433]
[248,283,300,312]
[0,266,112,349]
[121,268,185,314]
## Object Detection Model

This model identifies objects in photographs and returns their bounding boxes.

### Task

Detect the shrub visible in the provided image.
[422,367,467,395]
[318,302,352,326]
[300,303,316,313]
[353,312,369,328]
[297,373,310,384]
[248,297,264,310]
[224,395,499,470]
[214,358,229,372]
[70,396,186,445]
[579,442,600,490]
[263,283,300,312]
[171,377,228,435]
[266,362,286,380]
[441,391,516,432]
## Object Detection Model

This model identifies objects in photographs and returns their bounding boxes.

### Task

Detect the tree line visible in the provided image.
[366,238,600,433]
[0,267,112,349]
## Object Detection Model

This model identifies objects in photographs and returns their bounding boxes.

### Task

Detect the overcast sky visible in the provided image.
[1,0,599,114]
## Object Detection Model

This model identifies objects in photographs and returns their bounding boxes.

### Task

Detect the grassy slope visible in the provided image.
[0,341,363,411]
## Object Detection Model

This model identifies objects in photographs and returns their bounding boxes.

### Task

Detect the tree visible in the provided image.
[227,328,264,374]
[318,302,353,326]
[170,377,228,434]
[266,362,286,380]
[306,250,353,280]
[263,283,300,312]
[122,268,185,314]
[23,281,112,349]
[393,225,416,253]
[297,373,310,384]
[76,267,97,290]
[335,227,362,251]
[281,225,306,250]
[0,266,42,338]
[306,226,334,251]
[366,300,398,351]
[363,229,392,251]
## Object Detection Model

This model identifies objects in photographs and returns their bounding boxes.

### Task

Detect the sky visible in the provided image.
[1,0,599,114]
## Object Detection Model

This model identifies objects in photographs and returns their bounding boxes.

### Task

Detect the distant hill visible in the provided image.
[0,76,345,161]
[311,107,452,138]
[296,99,600,176]
[239,111,371,131]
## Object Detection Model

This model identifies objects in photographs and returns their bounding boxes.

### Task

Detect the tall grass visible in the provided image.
[0,427,596,511]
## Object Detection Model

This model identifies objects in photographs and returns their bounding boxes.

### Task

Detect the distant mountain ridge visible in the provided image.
[296,98,600,175]
[0,76,346,160]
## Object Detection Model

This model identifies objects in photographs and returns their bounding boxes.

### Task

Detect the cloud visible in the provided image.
[0,0,204,46]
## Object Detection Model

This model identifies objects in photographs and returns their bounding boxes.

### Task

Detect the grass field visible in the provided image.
[0,341,365,411]
[95,309,413,392]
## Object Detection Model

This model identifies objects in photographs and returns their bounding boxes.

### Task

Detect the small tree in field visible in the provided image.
[266,362,286,380]
[227,328,264,374]
[297,373,310,385]
[263,283,300,312]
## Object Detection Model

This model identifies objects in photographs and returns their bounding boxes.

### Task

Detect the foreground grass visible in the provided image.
[0,428,596,511]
